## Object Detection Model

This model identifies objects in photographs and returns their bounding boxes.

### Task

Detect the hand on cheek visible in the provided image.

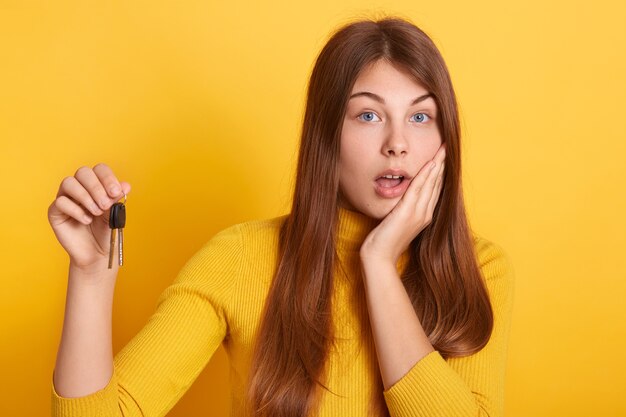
[360,143,446,266]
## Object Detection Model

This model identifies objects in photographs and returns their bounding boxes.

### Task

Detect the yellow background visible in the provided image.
[1,1,625,416]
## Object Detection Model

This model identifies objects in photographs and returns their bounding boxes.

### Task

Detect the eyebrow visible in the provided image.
[348,91,434,105]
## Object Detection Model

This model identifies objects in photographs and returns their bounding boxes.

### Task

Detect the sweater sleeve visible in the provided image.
[51,223,243,417]
[382,238,516,417]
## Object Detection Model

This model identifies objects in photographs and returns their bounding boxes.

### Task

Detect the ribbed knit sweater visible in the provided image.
[51,206,515,417]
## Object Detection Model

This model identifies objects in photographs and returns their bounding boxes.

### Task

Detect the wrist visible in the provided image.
[359,247,397,268]
[359,253,397,274]
[68,259,118,286]
[359,257,401,290]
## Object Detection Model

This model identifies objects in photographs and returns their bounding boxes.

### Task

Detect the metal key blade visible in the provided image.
[108,228,116,269]
[118,228,124,266]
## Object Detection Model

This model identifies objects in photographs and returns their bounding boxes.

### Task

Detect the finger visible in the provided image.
[49,195,93,225]
[415,158,442,209]
[405,142,447,198]
[428,144,447,206]
[119,181,131,196]
[413,143,446,211]
[426,161,445,215]
[92,163,124,200]
[57,175,104,216]
[404,160,437,206]
[76,165,118,210]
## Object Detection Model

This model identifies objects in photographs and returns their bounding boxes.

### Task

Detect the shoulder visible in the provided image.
[208,212,288,248]
[235,213,289,240]
[171,213,288,286]
[471,233,515,283]
[471,233,516,311]
[191,213,288,262]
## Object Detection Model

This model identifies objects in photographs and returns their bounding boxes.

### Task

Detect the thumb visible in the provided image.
[403,161,436,204]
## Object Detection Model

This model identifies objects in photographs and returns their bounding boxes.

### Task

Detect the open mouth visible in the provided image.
[376,175,405,188]
[373,174,410,199]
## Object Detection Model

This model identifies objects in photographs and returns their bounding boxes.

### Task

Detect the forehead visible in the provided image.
[350,59,429,95]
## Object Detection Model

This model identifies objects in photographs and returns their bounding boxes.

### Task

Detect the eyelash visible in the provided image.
[357,111,432,123]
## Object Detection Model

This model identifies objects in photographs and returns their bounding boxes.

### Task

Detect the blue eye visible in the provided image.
[411,113,430,123]
[357,112,381,122]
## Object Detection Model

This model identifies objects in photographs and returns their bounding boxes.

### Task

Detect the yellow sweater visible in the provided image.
[51,206,515,417]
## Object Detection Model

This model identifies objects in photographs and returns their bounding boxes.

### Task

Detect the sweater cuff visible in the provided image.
[51,370,119,417]
[382,350,476,417]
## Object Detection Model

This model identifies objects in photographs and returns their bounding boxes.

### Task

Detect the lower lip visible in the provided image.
[374,178,410,198]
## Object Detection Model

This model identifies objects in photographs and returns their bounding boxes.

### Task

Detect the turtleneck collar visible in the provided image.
[335,205,412,276]
[336,206,380,252]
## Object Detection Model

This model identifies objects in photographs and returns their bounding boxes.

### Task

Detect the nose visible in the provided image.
[382,124,408,157]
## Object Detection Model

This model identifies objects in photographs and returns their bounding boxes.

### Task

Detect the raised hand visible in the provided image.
[48,164,131,273]
[360,142,446,266]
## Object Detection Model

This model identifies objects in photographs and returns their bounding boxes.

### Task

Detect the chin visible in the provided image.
[339,191,400,220]
[360,200,398,220]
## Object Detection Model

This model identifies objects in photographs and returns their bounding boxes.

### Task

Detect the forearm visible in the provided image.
[358,238,514,417]
[53,261,118,398]
[360,259,434,390]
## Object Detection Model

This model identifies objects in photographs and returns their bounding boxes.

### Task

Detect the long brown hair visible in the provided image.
[246,16,493,417]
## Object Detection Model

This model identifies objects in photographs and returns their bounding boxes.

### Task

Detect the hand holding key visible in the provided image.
[48,163,131,273]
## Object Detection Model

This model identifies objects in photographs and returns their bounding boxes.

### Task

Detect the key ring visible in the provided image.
[120,193,127,204]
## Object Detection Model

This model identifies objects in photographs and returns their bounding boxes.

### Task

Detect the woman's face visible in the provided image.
[338,59,442,219]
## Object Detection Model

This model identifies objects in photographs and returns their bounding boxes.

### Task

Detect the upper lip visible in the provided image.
[375,169,411,180]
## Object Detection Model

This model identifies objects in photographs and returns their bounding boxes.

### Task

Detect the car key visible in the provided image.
[108,197,126,269]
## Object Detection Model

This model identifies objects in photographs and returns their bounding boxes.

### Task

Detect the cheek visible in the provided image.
[417,132,442,158]
[340,120,378,153]
[428,139,442,157]
[340,137,371,173]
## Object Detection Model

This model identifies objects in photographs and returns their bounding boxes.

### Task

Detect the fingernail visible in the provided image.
[109,185,120,195]
[83,215,92,223]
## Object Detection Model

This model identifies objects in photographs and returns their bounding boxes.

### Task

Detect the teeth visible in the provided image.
[381,175,403,179]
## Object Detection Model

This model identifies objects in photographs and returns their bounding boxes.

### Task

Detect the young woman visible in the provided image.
[50,16,514,417]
